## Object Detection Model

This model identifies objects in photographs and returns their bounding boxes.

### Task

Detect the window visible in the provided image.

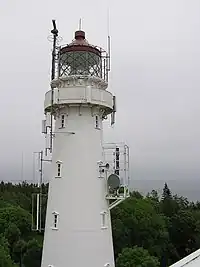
[100,211,107,229]
[54,214,58,228]
[57,163,61,177]
[61,114,65,128]
[56,161,62,178]
[52,211,59,229]
[95,115,100,129]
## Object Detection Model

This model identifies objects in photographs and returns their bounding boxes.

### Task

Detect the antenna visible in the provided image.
[107,173,120,191]
[107,8,110,36]
[21,152,24,181]
[46,20,62,154]
[51,19,58,81]
[32,151,51,232]
[79,18,82,30]
[107,9,111,72]
[111,95,116,125]
[50,20,59,153]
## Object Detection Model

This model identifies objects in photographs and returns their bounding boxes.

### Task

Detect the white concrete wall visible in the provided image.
[41,105,115,267]
[44,86,113,111]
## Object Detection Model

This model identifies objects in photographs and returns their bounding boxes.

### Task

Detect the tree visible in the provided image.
[130,191,143,199]
[162,183,172,200]
[0,235,14,267]
[169,210,199,258]
[146,190,160,212]
[173,195,189,210]
[0,246,14,267]
[0,206,31,236]
[23,239,42,267]
[111,195,169,259]
[116,246,159,267]
[161,183,176,217]
[13,239,27,267]
[147,190,159,202]
[4,223,21,248]
[1,181,200,266]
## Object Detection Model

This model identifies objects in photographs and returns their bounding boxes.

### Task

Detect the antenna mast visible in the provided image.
[79,18,82,30]
[107,9,111,72]
[51,20,58,81]
[106,10,115,126]
[32,151,51,232]
[50,20,59,153]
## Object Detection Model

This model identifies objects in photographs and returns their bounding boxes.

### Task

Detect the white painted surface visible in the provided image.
[41,80,115,267]
[44,86,113,111]
[170,249,200,267]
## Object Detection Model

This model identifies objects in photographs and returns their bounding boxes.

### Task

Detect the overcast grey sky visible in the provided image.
[0,0,200,191]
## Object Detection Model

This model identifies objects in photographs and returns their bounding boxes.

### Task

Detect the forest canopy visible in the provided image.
[0,181,200,267]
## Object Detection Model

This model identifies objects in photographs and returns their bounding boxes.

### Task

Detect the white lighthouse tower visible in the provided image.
[41,21,130,267]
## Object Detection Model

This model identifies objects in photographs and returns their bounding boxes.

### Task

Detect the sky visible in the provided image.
[0,0,200,195]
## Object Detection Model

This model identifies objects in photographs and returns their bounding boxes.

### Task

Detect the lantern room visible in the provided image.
[58,30,109,81]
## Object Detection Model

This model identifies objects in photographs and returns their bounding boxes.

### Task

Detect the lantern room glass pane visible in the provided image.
[59,51,102,78]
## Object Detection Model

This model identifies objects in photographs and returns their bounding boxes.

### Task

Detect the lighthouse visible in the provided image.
[40,21,130,267]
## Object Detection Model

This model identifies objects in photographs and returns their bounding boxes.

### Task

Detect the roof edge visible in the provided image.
[170,248,200,267]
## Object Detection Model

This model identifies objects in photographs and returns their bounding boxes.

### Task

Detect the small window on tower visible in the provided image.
[54,214,58,228]
[57,163,61,176]
[52,211,59,230]
[95,115,100,129]
[61,114,65,128]
[56,161,62,178]
[100,211,107,229]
